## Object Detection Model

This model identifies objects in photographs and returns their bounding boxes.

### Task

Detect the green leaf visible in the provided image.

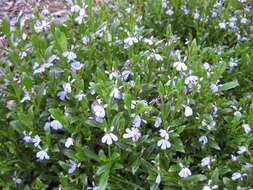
[21,72,32,90]
[54,28,68,52]
[98,163,111,190]
[219,81,239,91]
[49,108,68,125]
[1,17,11,40]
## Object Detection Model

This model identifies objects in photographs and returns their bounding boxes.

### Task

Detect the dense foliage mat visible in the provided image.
[0,0,253,189]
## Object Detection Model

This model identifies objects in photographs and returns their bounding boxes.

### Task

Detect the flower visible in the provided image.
[123,127,141,141]
[242,123,251,134]
[185,75,198,86]
[70,61,84,71]
[199,135,208,144]
[173,61,187,71]
[57,90,67,100]
[157,139,171,150]
[184,106,193,117]
[23,131,33,143]
[20,91,31,103]
[159,129,169,139]
[124,36,138,48]
[210,84,218,93]
[110,87,122,100]
[178,167,192,178]
[91,101,106,122]
[201,156,214,168]
[75,91,86,101]
[154,116,162,128]
[68,160,81,174]
[101,132,118,145]
[63,51,77,61]
[50,120,63,130]
[36,149,49,160]
[219,22,226,29]
[32,135,41,147]
[155,174,161,184]
[132,115,142,128]
[237,146,248,154]
[82,36,90,45]
[65,137,74,148]
[231,172,243,181]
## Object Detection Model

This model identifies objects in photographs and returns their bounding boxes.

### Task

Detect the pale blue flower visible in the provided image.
[36,149,49,160]
[68,160,81,174]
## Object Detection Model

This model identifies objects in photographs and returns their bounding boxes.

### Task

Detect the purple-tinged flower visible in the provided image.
[68,160,81,174]
[242,123,251,134]
[20,91,31,103]
[63,51,77,61]
[70,61,84,71]
[50,120,63,130]
[199,135,208,144]
[91,101,105,122]
[154,116,162,128]
[157,139,171,150]
[210,84,218,93]
[237,146,248,154]
[32,135,41,147]
[123,127,141,141]
[110,87,122,100]
[179,167,192,178]
[101,132,118,145]
[36,149,49,160]
[132,115,141,128]
[23,131,33,143]
[75,91,86,101]
[57,90,67,100]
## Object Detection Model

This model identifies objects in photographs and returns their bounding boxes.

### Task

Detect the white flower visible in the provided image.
[82,36,90,45]
[91,101,105,122]
[32,135,41,147]
[237,146,248,154]
[63,83,72,93]
[159,129,169,140]
[75,91,86,101]
[34,20,50,33]
[157,139,171,150]
[184,106,193,117]
[231,172,243,181]
[101,132,118,145]
[63,51,77,61]
[150,53,163,61]
[20,91,31,103]
[154,116,162,128]
[50,120,63,130]
[201,156,214,168]
[124,36,138,48]
[36,149,49,160]
[71,5,81,13]
[110,87,122,100]
[178,167,192,178]
[65,137,74,148]
[210,84,218,93]
[173,61,187,71]
[132,115,141,128]
[199,136,208,144]
[70,61,84,71]
[155,174,161,184]
[242,124,251,134]
[185,75,198,86]
[123,128,141,141]
[219,22,226,29]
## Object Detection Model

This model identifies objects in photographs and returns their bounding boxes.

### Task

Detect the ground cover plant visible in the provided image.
[0,0,253,189]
